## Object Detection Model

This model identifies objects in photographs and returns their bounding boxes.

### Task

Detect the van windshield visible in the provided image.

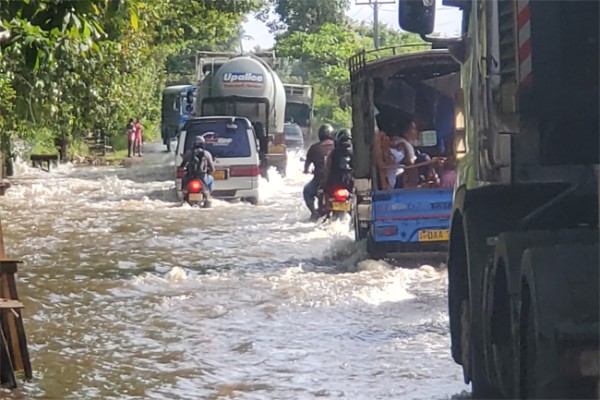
[185,121,251,158]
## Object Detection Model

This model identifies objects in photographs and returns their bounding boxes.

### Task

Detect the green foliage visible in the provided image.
[262,0,350,35]
[277,23,367,111]
[274,8,427,130]
[0,0,261,164]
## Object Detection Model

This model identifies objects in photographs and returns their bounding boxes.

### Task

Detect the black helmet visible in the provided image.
[335,128,352,145]
[318,124,334,141]
[193,136,205,149]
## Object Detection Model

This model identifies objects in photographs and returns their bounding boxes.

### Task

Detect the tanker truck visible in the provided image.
[398,1,598,399]
[195,52,288,177]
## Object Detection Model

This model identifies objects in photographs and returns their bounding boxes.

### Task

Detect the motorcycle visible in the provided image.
[317,186,353,221]
[183,177,212,208]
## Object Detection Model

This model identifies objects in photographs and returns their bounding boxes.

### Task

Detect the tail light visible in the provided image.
[176,167,185,179]
[230,165,260,177]
[188,179,202,193]
[333,188,350,202]
[376,225,398,237]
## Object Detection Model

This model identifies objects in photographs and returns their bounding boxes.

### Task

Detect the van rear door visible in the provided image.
[183,119,259,191]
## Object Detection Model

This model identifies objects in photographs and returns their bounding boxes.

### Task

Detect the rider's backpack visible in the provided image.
[188,149,207,179]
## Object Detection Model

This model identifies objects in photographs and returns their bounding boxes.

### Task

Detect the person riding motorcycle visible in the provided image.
[180,136,215,194]
[324,128,354,194]
[303,124,335,221]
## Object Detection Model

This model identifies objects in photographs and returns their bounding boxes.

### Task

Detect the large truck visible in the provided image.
[195,51,288,176]
[349,46,460,258]
[160,84,196,152]
[283,83,314,146]
[398,1,598,399]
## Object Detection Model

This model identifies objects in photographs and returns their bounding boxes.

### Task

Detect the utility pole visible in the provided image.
[355,0,395,49]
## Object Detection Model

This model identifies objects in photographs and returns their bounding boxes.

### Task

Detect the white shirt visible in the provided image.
[386,148,406,189]
[397,137,416,164]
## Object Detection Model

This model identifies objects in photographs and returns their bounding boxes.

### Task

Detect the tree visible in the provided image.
[353,21,429,54]
[0,0,264,169]
[263,0,350,35]
[274,15,427,131]
[277,23,366,110]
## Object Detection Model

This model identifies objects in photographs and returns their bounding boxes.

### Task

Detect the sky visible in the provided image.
[241,2,462,51]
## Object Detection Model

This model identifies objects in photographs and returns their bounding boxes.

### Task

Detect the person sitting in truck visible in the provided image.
[374,114,398,190]
[303,124,335,220]
[392,118,443,188]
[439,154,457,188]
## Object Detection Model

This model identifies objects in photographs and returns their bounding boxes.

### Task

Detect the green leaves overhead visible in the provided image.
[272,0,426,129]
[264,0,350,35]
[0,0,261,162]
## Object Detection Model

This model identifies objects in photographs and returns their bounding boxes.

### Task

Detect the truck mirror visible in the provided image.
[398,0,436,36]
[186,90,194,104]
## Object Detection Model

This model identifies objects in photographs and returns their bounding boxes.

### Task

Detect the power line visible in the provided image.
[354,0,395,49]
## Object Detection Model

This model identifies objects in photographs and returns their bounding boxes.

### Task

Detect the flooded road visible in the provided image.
[1,144,467,399]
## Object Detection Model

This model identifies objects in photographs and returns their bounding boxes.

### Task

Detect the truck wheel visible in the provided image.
[520,244,599,400]
[246,197,259,206]
[460,209,503,399]
[353,200,368,241]
[354,222,368,241]
[366,231,384,260]
[278,165,287,178]
[462,296,502,399]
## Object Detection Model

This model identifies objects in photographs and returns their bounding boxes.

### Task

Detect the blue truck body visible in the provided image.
[370,188,452,254]
[348,48,460,257]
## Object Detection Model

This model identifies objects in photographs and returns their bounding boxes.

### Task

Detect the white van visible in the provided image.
[175,117,260,204]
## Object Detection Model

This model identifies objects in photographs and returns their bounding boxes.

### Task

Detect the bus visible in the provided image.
[161,85,196,151]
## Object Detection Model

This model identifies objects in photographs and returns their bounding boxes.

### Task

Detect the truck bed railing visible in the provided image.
[348,44,432,83]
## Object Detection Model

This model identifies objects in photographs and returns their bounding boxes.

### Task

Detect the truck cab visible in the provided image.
[398,1,598,398]
[283,84,314,148]
[349,47,460,258]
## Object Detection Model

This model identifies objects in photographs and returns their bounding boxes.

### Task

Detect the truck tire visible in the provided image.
[459,208,504,399]
[366,230,385,260]
[353,206,368,241]
[520,244,599,399]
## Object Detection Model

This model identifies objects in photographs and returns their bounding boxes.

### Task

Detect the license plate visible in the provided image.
[189,193,203,202]
[269,145,286,154]
[213,170,227,180]
[418,229,449,242]
[330,201,351,212]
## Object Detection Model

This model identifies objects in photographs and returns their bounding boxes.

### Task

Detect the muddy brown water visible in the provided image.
[0,145,469,399]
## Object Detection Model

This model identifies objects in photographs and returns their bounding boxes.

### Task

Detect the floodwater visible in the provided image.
[0,144,468,399]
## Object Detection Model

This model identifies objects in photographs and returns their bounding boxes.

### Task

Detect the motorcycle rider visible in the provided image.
[251,121,269,181]
[303,124,335,221]
[324,128,354,194]
[180,136,215,194]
